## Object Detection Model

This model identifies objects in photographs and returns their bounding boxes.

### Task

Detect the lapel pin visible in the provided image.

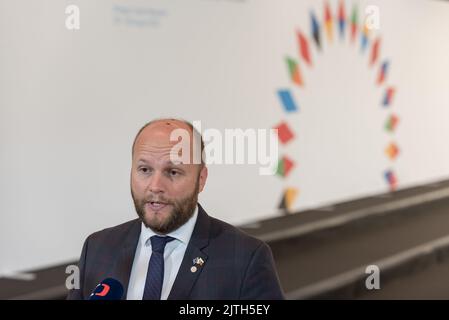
[190,257,205,273]
[193,257,205,266]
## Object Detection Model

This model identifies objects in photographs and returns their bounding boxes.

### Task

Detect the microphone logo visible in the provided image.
[95,284,111,297]
[89,278,123,300]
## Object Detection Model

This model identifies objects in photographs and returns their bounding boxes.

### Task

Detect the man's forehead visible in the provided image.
[132,119,202,166]
[136,120,193,143]
[133,133,192,165]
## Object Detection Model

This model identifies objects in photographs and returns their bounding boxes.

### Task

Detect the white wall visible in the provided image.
[1,0,449,274]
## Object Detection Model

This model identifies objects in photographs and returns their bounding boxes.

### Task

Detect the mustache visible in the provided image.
[144,196,173,204]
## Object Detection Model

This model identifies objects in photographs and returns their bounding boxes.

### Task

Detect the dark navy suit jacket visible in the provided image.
[67,203,285,300]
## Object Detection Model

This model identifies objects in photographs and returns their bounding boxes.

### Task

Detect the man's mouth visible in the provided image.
[146,201,170,212]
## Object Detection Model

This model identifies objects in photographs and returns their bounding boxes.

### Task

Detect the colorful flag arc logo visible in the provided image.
[274,1,400,213]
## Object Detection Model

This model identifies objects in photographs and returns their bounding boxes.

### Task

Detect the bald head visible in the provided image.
[132,118,205,166]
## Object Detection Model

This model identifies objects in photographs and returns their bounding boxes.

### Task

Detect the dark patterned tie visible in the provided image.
[142,235,175,300]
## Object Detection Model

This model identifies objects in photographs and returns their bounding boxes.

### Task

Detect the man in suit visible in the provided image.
[67,118,284,300]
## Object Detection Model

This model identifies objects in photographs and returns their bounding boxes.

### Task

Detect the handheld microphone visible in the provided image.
[89,278,124,300]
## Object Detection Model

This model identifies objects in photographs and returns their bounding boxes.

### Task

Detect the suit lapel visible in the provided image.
[168,203,211,300]
[110,219,141,299]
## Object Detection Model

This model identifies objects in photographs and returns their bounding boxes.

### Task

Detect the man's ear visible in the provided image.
[198,165,208,193]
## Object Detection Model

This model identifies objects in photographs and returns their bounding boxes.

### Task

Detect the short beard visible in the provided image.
[131,179,199,234]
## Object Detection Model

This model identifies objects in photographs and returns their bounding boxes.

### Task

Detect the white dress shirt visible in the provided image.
[126,205,198,300]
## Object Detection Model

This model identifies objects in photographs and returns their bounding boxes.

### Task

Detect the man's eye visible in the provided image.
[169,170,179,176]
[139,167,150,173]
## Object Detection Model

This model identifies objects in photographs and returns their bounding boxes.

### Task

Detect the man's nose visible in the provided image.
[147,171,165,194]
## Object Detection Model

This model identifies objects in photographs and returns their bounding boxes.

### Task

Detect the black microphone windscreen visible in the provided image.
[89,278,124,300]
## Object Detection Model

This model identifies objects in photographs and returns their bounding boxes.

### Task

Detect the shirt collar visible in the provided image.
[139,204,199,246]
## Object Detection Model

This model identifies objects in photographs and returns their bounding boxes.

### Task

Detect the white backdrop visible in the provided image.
[1,0,449,274]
